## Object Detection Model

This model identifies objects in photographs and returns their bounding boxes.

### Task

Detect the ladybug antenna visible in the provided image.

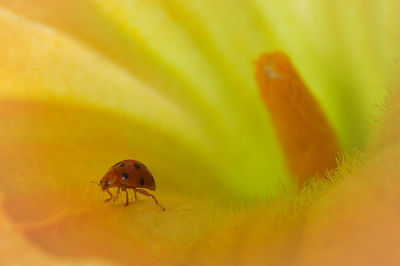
[90,181,100,186]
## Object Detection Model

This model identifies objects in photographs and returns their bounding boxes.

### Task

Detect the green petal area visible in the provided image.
[252,0,400,147]
[89,0,400,148]
[90,0,290,197]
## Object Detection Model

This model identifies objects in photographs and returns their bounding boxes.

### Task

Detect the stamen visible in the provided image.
[255,52,339,185]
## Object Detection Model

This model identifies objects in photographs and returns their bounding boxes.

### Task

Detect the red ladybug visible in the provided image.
[98,159,165,211]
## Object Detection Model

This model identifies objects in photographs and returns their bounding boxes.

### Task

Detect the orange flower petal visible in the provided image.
[0,194,114,266]
[299,87,400,266]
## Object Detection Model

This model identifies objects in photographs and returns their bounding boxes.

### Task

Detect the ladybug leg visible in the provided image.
[113,187,121,202]
[104,189,113,203]
[134,188,165,212]
[125,190,129,206]
[134,190,138,202]
[121,187,129,206]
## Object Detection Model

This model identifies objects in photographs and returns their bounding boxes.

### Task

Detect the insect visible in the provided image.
[96,159,165,211]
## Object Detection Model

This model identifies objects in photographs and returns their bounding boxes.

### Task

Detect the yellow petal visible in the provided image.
[0,2,290,199]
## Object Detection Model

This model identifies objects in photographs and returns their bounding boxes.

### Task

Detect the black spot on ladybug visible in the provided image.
[134,163,141,169]
[140,177,145,186]
[122,173,128,180]
[119,163,125,167]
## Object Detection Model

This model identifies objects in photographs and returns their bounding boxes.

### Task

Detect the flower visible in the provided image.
[1,1,400,265]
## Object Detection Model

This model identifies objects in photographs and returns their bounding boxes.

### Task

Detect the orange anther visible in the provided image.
[255,52,339,185]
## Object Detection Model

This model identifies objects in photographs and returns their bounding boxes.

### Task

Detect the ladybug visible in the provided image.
[98,159,165,211]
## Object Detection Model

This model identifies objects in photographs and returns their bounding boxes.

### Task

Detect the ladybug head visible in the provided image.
[99,169,119,190]
[99,178,111,190]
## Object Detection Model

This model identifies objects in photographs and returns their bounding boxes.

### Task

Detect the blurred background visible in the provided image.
[1,1,400,265]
